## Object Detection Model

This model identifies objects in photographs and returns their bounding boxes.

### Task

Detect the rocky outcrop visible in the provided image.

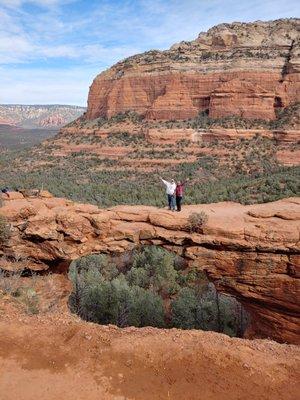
[86,19,300,121]
[145,127,300,144]
[0,105,86,128]
[0,194,299,344]
[39,115,67,127]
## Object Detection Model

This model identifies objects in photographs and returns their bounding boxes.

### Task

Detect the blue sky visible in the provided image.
[0,0,299,106]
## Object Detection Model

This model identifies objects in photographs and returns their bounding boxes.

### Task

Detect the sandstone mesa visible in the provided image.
[85,19,300,122]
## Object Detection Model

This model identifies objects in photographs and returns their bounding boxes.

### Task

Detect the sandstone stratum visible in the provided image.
[85,19,300,122]
[1,193,299,344]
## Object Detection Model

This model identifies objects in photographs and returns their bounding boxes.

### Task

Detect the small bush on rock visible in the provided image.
[0,215,10,243]
[187,211,208,233]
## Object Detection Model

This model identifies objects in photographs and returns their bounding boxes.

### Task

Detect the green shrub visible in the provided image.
[170,283,248,334]
[127,286,165,328]
[130,246,180,296]
[78,276,129,325]
[0,269,22,295]
[126,266,150,288]
[171,287,198,329]
[70,273,165,328]
[68,249,169,327]
[21,287,39,315]
[187,211,208,233]
[68,247,249,336]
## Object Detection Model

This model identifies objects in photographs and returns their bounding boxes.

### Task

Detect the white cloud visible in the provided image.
[78,44,141,64]
[0,66,97,105]
[0,0,23,7]
[2,0,299,66]
[0,8,23,33]
[38,44,78,58]
[0,35,34,63]
[0,0,299,104]
[1,0,75,9]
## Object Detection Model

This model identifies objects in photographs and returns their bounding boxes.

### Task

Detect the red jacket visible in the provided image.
[175,183,185,197]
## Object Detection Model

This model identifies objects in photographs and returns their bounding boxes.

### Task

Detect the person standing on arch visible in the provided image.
[160,177,176,211]
[175,178,189,212]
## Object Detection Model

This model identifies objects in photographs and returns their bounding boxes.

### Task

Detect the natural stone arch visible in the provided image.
[0,194,299,344]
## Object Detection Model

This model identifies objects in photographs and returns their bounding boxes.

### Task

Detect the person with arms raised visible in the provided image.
[160,177,176,211]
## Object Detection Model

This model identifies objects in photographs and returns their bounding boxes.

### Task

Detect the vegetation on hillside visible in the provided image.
[0,104,299,207]
[69,247,249,336]
[0,132,299,207]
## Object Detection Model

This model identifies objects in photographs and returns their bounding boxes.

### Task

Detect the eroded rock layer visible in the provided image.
[86,19,300,121]
[0,193,299,344]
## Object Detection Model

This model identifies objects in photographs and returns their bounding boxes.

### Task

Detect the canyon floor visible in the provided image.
[0,295,299,400]
[0,124,58,150]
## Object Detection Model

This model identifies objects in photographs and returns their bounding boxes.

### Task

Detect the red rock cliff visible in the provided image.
[86,19,300,121]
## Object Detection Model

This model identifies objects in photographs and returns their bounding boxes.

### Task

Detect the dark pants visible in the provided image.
[167,194,175,210]
[176,196,182,211]
[1,189,9,198]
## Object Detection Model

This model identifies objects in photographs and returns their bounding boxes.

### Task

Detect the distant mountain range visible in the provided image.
[0,104,86,128]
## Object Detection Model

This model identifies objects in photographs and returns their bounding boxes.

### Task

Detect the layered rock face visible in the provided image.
[86,19,300,121]
[209,79,276,119]
[0,194,299,344]
[0,105,86,128]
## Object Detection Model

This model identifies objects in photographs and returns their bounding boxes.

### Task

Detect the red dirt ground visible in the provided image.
[0,294,299,400]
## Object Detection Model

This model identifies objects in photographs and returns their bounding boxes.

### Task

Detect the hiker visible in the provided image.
[160,177,176,211]
[175,179,189,212]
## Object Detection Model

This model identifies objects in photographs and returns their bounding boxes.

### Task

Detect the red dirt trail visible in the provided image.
[0,307,299,400]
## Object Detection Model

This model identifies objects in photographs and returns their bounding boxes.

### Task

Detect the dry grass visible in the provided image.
[187,211,209,233]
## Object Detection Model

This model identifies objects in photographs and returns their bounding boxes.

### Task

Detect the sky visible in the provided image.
[0,0,299,106]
